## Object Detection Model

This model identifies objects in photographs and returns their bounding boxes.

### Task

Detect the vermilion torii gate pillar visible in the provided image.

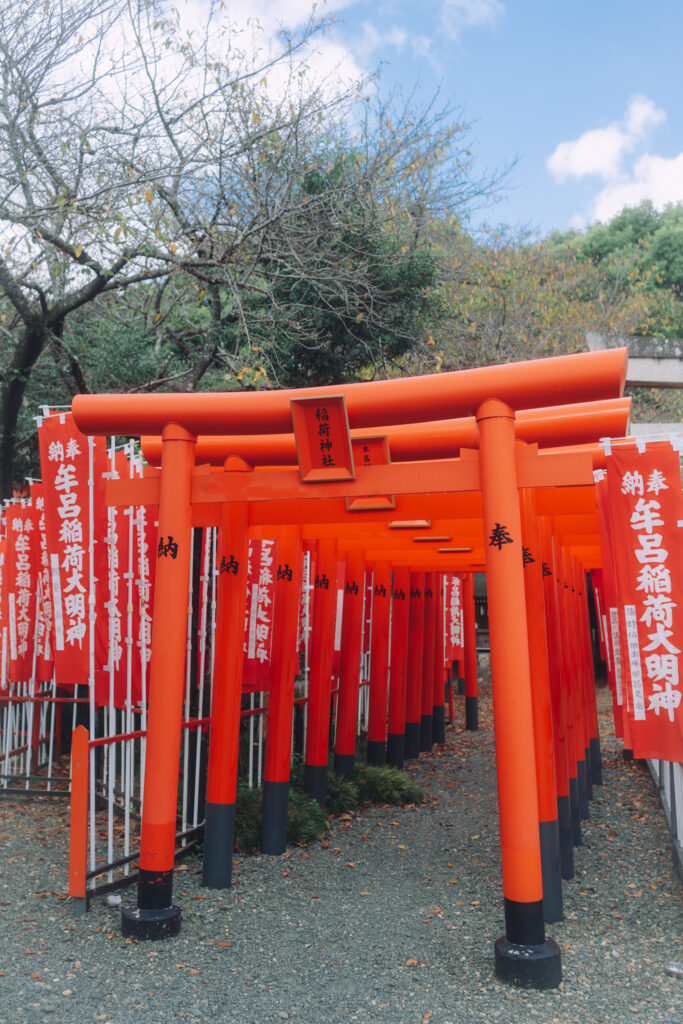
[405,573,425,759]
[520,489,563,924]
[431,579,447,745]
[366,560,392,765]
[477,400,561,987]
[333,550,365,779]
[202,485,250,889]
[387,566,411,768]
[303,538,338,806]
[539,515,574,879]
[261,526,303,854]
[420,574,437,751]
[121,424,196,939]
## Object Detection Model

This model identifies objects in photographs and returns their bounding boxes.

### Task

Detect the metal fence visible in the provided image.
[647,758,683,879]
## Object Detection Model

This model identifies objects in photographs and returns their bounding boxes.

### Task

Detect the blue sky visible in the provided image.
[220,0,683,237]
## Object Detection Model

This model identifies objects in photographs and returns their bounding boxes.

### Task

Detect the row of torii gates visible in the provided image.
[72,347,630,989]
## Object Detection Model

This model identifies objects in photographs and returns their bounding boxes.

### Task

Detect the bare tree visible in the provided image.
[0,0,501,494]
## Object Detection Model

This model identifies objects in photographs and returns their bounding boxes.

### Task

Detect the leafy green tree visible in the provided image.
[550,201,683,338]
[547,202,683,423]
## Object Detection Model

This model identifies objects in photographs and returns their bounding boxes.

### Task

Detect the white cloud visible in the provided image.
[356,18,436,69]
[411,34,435,60]
[624,94,666,137]
[546,95,682,225]
[546,95,666,183]
[547,125,631,182]
[200,0,360,36]
[440,0,504,39]
[358,20,409,57]
[591,152,683,223]
[163,1,368,103]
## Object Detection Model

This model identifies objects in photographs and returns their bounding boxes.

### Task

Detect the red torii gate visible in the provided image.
[73,347,628,989]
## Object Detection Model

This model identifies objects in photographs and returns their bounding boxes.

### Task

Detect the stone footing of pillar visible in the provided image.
[539,819,563,923]
[584,746,593,801]
[386,733,404,770]
[494,936,562,989]
[260,780,289,855]
[590,736,603,786]
[419,714,433,751]
[577,759,591,820]
[557,794,574,880]
[432,705,446,744]
[569,776,582,845]
[333,752,355,779]
[404,722,420,760]
[202,802,236,889]
[366,740,386,766]
[495,899,562,988]
[465,696,479,731]
[303,764,328,808]
[121,869,181,940]
[121,904,182,940]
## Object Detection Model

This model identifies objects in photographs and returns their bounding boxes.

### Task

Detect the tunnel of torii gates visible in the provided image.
[72,347,629,989]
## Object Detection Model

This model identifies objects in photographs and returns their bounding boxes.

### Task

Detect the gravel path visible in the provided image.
[1,663,681,1024]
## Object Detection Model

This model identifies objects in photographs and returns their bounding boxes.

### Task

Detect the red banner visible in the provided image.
[37,413,107,688]
[31,484,54,683]
[594,474,626,738]
[590,569,607,664]
[134,496,156,703]
[93,448,131,708]
[242,539,277,692]
[443,574,464,662]
[297,544,314,662]
[195,527,212,693]
[0,534,6,692]
[6,503,39,682]
[605,442,683,761]
[332,559,346,677]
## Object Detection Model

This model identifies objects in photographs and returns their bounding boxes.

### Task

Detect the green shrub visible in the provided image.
[289,752,305,791]
[229,756,422,856]
[353,763,423,806]
[287,790,329,846]
[324,771,359,817]
[233,780,329,853]
[234,784,263,853]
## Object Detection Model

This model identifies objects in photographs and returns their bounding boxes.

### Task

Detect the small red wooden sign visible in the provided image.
[291,395,355,483]
[346,435,395,511]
